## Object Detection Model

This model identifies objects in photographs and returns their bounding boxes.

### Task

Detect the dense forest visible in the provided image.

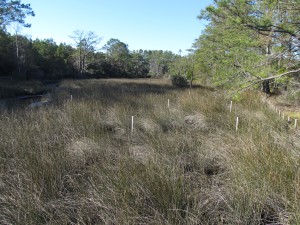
[0,1,184,81]
[0,29,182,80]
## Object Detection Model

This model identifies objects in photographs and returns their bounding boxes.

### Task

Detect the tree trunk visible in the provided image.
[262,80,270,94]
[79,47,82,73]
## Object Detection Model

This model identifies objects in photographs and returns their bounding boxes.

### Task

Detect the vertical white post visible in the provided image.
[295,119,298,128]
[70,95,73,101]
[236,117,239,131]
[168,99,170,108]
[230,101,233,113]
[131,116,134,133]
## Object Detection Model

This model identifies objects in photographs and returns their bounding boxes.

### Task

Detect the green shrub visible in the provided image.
[171,75,188,88]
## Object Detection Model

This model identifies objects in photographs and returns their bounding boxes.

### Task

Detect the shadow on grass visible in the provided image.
[0,78,216,111]
[53,78,216,107]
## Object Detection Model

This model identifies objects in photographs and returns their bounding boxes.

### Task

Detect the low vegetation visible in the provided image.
[0,79,45,99]
[0,78,299,224]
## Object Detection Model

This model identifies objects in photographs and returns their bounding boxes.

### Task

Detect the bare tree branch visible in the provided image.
[234,68,300,93]
[261,68,300,81]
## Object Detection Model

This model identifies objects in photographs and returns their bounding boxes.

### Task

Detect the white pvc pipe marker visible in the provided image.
[168,99,170,108]
[295,119,298,128]
[236,117,239,131]
[131,116,134,132]
[230,101,233,113]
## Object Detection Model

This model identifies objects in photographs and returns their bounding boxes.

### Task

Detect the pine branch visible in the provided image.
[261,68,300,81]
[234,68,300,93]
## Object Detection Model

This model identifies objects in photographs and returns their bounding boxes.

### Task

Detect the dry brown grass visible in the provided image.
[0,79,299,224]
[0,79,45,99]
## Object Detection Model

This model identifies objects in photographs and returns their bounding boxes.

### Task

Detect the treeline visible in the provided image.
[189,0,300,93]
[3,0,300,93]
[0,30,181,80]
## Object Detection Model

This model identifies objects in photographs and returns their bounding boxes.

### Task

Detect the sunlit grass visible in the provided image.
[285,111,300,120]
[0,78,299,224]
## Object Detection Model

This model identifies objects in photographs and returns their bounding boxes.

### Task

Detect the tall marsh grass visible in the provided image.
[0,79,299,224]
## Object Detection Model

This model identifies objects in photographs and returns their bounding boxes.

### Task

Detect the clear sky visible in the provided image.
[21,0,213,54]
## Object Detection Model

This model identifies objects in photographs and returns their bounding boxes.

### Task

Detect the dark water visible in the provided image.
[0,94,50,110]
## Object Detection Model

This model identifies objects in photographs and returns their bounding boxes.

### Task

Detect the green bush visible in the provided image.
[171,75,188,88]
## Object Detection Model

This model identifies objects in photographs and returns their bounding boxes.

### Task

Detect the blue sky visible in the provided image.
[21,0,213,54]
